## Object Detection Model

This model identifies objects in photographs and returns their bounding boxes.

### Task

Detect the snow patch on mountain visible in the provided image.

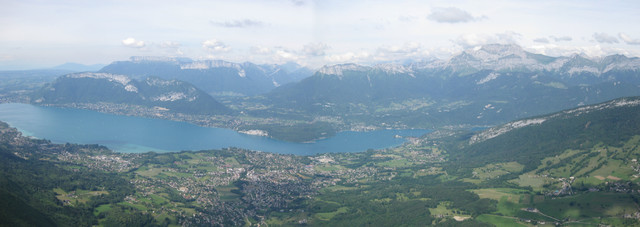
[374,64,414,75]
[470,118,546,144]
[238,69,246,78]
[146,77,180,87]
[152,92,192,102]
[561,98,640,117]
[469,44,528,61]
[477,72,500,84]
[124,84,138,93]
[613,99,640,107]
[129,56,178,63]
[180,60,247,78]
[181,60,235,69]
[603,59,640,73]
[567,66,600,75]
[318,64,370,79]
[180,62,209,70]
[67,73,131,85]
[67,73,139,93]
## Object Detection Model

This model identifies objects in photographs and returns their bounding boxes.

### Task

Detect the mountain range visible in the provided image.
[266,44,640,129]
[52,62,106,72]
[99,57,313,96]
[16,43,640,141]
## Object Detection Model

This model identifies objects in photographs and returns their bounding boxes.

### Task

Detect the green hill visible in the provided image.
[450,96,640,172]
[35,73,233,115]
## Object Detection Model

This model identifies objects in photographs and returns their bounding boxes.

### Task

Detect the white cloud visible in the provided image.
[210,19,264,28]
[373,42,437,63]
[274,49,300,61]
[303,42,330,56]
[159,41,181,49]
[377,42,421,54]
[453,31,521,48]
[427,7,485,23]
[454,34,495,48]
[5,1,640,69]
[325,51,372,63]
[250,46,272,55]
[157,41,183,56]
[551,36,572,42]
[592,32,618,44]
[619,33,640,45]
[122,37,145,48]
[398,15,418,22]
[528,44,637,58]
[496,31,522,44]
[533,38,549,43]
[202,39,231,52]
[263,44,331,66]
[246,44,332,66]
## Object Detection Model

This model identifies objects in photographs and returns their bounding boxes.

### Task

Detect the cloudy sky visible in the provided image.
[1,0,640,69]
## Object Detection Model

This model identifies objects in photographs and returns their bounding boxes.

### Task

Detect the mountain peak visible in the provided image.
[601,54,630,63]
[99,57,314,96]
[278,61,304,72]
[39,73,231,115]
[567,53,594,61]
[180,60,239,69]
[373,63,414,75]
[466,43,527,60]
[66,72,131,85]
[317,64,370,78]
[478,43,524,55]
[445,43,540,72]
[129,56,189,63]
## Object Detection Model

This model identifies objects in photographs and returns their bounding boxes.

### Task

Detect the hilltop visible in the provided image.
[34,73,232,115]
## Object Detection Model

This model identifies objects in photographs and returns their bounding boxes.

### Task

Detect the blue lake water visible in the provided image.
[0,103,431,155]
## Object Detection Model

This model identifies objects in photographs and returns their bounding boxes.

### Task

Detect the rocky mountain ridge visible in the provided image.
[99,57,313,96]
[469,97,640,144]
[320,44,640,78]
[266,44,640,129]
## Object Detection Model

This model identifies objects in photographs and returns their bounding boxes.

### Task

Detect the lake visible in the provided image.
[0,103,431,155]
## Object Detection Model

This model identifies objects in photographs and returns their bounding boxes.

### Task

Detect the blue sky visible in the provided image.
[1,0,640,69]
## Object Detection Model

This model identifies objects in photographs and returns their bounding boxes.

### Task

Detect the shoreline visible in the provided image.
[0,102,437,155]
